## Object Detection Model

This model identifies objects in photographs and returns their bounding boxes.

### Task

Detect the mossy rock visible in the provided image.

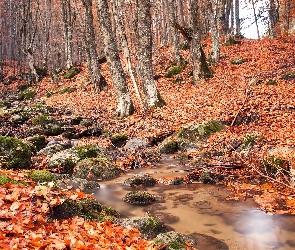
[266,79,277,85]
[48,145,104,174]
[0,136,31,169]
[32,115,62,136]
[110,134,128,147]
[177,121,225,142]
[38,144,65,156]
[28,170,56,183]
[159,140,178,154]
[73,157,123,180]
[230,58,246,65]
[165,66,183,78]
[155,231,194,250]
[119,216,165,240]
[59,87,77,94]
[63,67,81,79]
[224,36,241,46]
[263,156,289,178]
[98,205,120,223]
[0,174,27,186]
[27,135,46,151]
[281,71,295,80]
[11,113,30,124]
[240,134,257,150]
[19,88,36,100]
[51,198,102,221]
[123,191,156,205]
[124,173,157,187]
[32,115,56,126]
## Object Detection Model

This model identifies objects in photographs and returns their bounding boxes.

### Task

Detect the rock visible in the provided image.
[0,136,31,169]
[38,144,65,156]
[155,231,195,250]
[124,137,151,151]
[55,175,100,190]
[159,140,178,154]
[248,78,263,86]
[73,157,123,180]
[123,191,156,205]
[79,126,102,137]
[118,216,166,240]
[28,170,56,183]
[27,135,46,151]
[50,198,102,220]
[124,173,157,187]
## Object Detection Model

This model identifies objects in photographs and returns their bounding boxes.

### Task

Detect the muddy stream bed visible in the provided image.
[94,155,295,250]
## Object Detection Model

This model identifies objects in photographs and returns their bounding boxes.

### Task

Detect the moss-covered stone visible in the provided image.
[160,140,178,154]
[281,71,295,80]
[230,58,246,65]
[241,134,257,149]
[177,121,225,142]
[119,216,165,240]
[263,156,289,178]
[32,115,56,126]
[72,145,102,159]
[124,173,157,187]
[51,198,102,221]
[155,231,193,250]
[28,170,56,183]
[266,79,277,85]
[110,134,128,146]
[19,88,36,100]
[165,66,183,78]
[27,135,46,151]
[58,87,77,94]
[98,205,120,223]
[0,174,28,186]
[73,157,123,180]
[123,191,156,205]
[32,115,62,136]
[0,136,31,169]
[63,67,81,79]
[38,144,64,156]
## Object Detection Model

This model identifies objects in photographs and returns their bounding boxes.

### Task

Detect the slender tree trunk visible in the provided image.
[207,0,220,64]
[235,0,240,36]
[61,0,73,70]
[268,0,279,38]
[135,0,165,109]
[189,0,201,83]
[251,0,260,39]
[82,0,106,92]
[95,0,134,117]
[168,0,181,65]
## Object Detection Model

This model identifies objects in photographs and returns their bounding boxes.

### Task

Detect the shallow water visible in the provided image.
[93,155,295,250]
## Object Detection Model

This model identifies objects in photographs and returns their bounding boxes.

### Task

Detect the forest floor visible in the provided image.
[1,36,295,249]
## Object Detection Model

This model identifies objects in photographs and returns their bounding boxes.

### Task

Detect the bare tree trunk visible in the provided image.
[268,0,279,38]
[111,0,145,110]
[61,0,73,70]
[82,0,106,92]
[177,0,185,26]
[168,0,181,65]
[95,0,134,117]
[235,0,241,36]
[135,0,165,109]
[189,0,201,83]
[251,0,260,39]
[207,0,220,64]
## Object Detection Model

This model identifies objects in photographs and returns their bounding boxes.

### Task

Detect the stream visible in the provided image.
[94,155,295,250]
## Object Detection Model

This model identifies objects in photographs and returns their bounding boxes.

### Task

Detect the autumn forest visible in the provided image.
[0,0,295,249]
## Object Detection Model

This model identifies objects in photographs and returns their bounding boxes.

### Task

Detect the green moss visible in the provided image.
[0,136,31,169]
[263,156,289,177]
[28,170,56,183]
[58,87,77,94]
[32,115,56,126]
[165,66,183,78]
[63,67,81,79]
[281,72,295,80]
[34,66,47,79]
[0,174,27,186]
[72,145,101,160]
[27,135,46,151]
[51,198,102,221]
[123,191,156,205]
[172,77,183,84]
[46,90,54,98]
[266,79,277,85]
[110,134,128,144]
[19,88,37,100]
[155,232,187,250]
[241,134,256,149]
[124,174,157,187]
[196,120,225,138]
[98,205,120,223]
[230,58,246,65]
[160,140,178,154]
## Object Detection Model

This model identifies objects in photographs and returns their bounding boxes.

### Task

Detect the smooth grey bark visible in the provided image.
[95,0,134,117]
[135,0,165,109]
[268,0,279,38]
[82,0,106,92]
[168,0,181,65]
[207,0,220,64]
[189,0,201,83]
[61,0,73,70]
